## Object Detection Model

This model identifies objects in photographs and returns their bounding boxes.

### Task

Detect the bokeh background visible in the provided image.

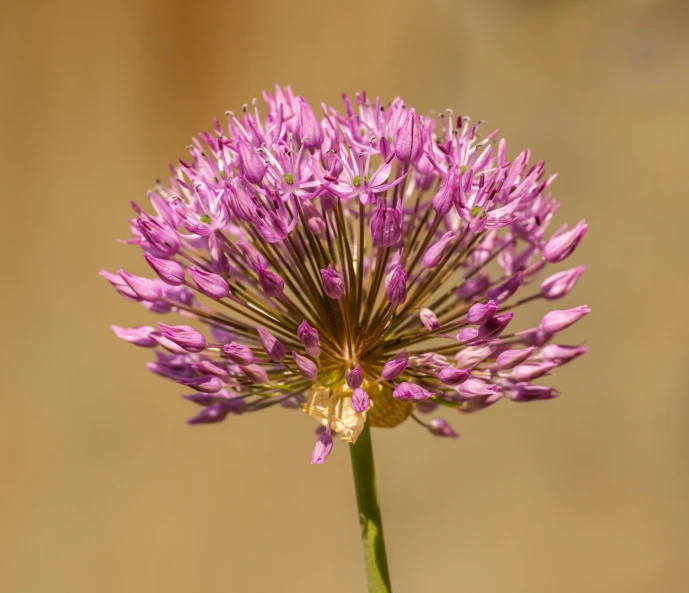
[2,0,689,591]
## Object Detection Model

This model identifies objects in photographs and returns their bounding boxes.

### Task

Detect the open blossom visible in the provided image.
[105,86,588,462]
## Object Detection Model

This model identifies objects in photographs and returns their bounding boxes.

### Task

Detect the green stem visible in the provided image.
[350,423,392,593]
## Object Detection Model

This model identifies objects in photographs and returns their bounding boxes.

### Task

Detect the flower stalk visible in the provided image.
[350,422,392,593]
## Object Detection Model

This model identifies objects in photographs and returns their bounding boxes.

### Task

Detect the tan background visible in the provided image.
[2,0,689,591]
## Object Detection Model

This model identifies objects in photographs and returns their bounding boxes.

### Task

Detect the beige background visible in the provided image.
[2,0,689,591]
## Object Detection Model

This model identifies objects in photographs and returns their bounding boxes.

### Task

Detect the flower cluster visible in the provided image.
[104,86,588,464]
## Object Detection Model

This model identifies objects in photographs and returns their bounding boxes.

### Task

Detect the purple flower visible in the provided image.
[311,432,333,464]
[297,320,321,357]
[187,266,230,299]
[144,254,185,286]
[346,364,363,389]
[543,220,588,263]
[320,264,344,299]
[105,87,589,461]
[541,265,585,300]
[158,324,206,353]
[351,388,370,412]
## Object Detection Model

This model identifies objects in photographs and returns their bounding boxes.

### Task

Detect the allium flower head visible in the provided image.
[105,86,589,461]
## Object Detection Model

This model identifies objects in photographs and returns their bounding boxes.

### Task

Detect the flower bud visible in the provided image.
[494,346,537,370]
[455,343,495,368]
[241,364,268,384]
[257,326,287,362]
[187,403,230,425]
[381,351,408,380]
[422,231,455,269]
[543,220,587,263]
[466,300,499,325]
[395,108,422,163]
[238,139,266,184]
[507,384,558,402]
[222,342,255,366]
[320,264,344,299]
[392,382,432,402]
[478,312,513,340]
[257,266,284,297]
[538,344,588,363]
[432,168,459,216]
[540,305,590,333]
[118,270,162,302]
[456,327,478,343]
[457,378,500,400]
[293,351,318,380]
[144,254,185,286]
[297,96,324,149]
[428,418,459,438]
[187,266,230,299]
[297,320,321,357]
[192,360,228,377]
[111,325,158,347]
[512,361,557,381]
[437,367,470,386]
[540,265,585,300]
[351,388,370,412]
[385,265,407,306]
[420,308,440,331]
[311,432,333,464]
[370,198,402,247]
[302,200,326,236]
[158,324,206,353]
[137,215,180,256]
[179,375,223,394]
[346,364,363,389]
[487,271,523,303]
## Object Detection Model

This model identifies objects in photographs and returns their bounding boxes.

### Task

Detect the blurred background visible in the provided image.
[2,0,689,591]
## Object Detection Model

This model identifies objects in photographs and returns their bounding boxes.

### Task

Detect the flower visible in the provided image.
[105,86,589,462]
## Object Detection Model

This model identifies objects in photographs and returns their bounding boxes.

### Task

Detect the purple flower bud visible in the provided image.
[293,351,318,380]
[512,361,557,381]
[144,254,185,286]
[507,384,558,402]
[257,326,287,362]
[111,325,158,347]
[118,270,162,302]
[311,432,333,464]
[180,374,224,394]
[487,271,523,303]
[222,342,255,366]
[494,346,537,370]
[540,305,590,333]
[543,220,587,263]
[241,364,268,384]
[385,265,407,306]
[420,308,440,331]
[257,266,284,297]
[422,231,455,269]
[320,264,344,299]
[478,312,513,340]
[137,215,180,256]
[381,351,409,380]
[540,265,585,300]
[346,364,364,389]
[187,402,230,425]
[192,360,228,377]
[297,96,324,149]
[538,344,588,363]
[456,327,478,343]
[392,382,432,402]
[351,388,370,412]
[432,168,460,216]
[297,320,321,357]
[370,198,402,247]
[302,200,326,235]
[238,139,266,184]
[158,324,206,353]
[467,300,499,325]
[437,367,470,386]
[428,418,459,438]
[187,266,230,299]
[455,343,495,368]
[395,108,422,163]
[457,378,500,400]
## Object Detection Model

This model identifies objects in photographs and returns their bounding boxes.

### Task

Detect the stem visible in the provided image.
[349,423,392,593]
